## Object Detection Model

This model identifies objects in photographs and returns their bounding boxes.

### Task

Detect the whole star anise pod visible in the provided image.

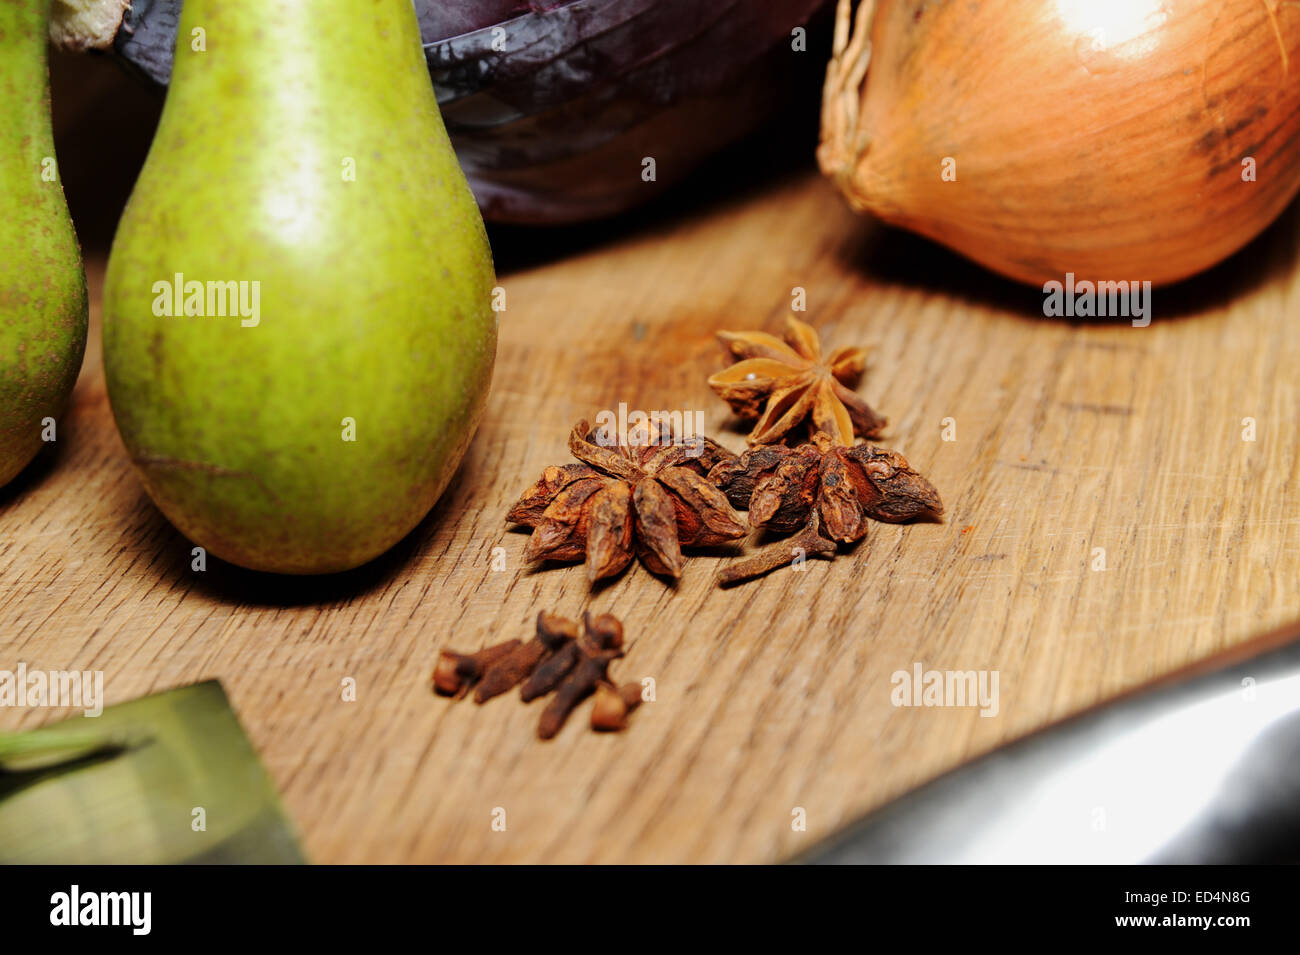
[708,432,943,544]
[707,315,886,447]
[508,421,748,582]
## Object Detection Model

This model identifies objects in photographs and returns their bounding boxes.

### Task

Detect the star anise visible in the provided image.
[507,421,748,582]
[707,315,886,447]
[708,431,943,544]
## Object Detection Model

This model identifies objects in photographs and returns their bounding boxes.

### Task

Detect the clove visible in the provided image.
[475,611,578,703]
[432,639,522,699]
[591,681,644,732]
[434,609,644,738]
[539,648,623,740]
[581,610,624,651]
[520,610,622,702]
[519,640,581,702]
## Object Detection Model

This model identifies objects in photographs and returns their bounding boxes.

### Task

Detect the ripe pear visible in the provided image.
[0,0,89,489]
[103,0,497,574]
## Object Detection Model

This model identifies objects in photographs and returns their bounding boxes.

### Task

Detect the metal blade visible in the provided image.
[795,624,1300,864]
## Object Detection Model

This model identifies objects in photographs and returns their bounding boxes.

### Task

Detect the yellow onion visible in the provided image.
[819,0,1300,287]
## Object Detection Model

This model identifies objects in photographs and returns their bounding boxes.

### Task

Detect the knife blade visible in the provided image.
[795,622,1300,864]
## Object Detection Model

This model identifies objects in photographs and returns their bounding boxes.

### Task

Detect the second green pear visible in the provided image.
[0,0,87,489]
[103,0,497,574]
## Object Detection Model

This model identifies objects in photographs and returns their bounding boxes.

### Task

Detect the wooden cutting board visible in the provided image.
[3,55,1299,864]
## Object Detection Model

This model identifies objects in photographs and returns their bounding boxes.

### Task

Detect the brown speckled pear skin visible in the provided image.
[0,0,89,489]
[103,0,497,574]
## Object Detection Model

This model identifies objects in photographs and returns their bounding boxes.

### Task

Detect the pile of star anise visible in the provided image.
[507,421,747,582]
[434,610,643,739]
[506,316,943,586]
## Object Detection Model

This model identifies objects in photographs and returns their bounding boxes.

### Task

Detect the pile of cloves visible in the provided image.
[433,610,643,739]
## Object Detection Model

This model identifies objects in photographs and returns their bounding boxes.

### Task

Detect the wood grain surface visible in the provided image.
[2,54,1299,864]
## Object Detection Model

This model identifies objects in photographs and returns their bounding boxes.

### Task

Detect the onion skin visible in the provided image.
[820,0,1300,287]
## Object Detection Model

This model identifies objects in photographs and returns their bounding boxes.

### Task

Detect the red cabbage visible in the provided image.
[110,0,834,223]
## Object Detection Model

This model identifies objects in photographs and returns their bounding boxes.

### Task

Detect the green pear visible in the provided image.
[0,0,89,489]
[103,0,497,574]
